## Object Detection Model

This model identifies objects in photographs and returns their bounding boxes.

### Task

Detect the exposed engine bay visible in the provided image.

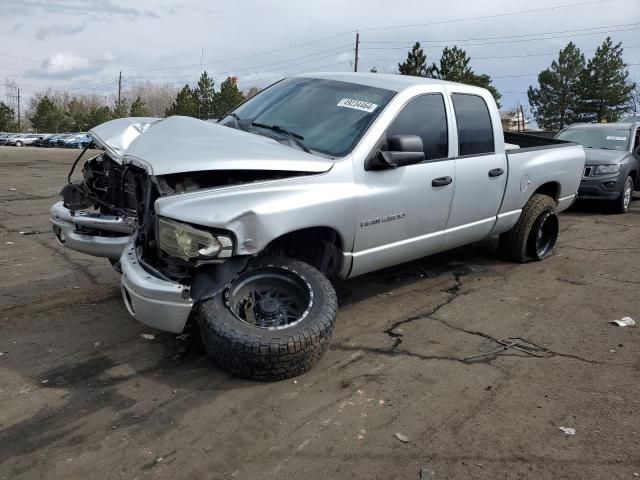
[60,148,315,282]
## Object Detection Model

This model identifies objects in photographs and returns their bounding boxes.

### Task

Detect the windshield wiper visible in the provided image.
[224,112,250,131]
[250,122,311,153]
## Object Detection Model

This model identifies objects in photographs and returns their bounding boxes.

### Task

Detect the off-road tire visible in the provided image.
[499,193,558,263]
[196,256,338,381]
[611,176,633,214]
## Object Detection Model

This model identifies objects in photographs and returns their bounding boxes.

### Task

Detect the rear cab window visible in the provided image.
[451,93,495,156]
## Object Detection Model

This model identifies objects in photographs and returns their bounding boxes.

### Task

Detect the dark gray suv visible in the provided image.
[556,123,640,213]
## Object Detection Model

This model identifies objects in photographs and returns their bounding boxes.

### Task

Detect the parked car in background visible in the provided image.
[43,134,65,147]
[0,133,20,145]
[6,133,42,146]
[50,73,585,380]
[54,134,76,147]
[556,122,640,213]
[34,134,54,146]
[63,134,92,149]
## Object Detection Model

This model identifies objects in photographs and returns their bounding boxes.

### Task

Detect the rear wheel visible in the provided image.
[197,256,337,381]
[611,176,633,214]
[499,194,558,262]
[15,141,23,147]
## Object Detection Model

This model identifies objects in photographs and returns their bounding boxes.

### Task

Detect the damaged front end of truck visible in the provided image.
[50,115,346,380]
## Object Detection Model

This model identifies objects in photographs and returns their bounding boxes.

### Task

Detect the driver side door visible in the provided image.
[350,93,456,277]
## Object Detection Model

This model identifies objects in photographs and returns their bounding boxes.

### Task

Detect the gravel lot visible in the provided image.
[1,146,639,480]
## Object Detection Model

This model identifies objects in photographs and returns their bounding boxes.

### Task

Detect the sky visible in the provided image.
[1,0,639,114]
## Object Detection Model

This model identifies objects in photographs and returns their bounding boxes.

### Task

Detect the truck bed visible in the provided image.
[496,131,584,225]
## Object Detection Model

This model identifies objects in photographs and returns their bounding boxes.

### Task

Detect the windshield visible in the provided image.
[557,127,631,151]
[220,77,396,157]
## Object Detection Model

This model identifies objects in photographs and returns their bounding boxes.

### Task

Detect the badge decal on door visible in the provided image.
[360,212,406,228]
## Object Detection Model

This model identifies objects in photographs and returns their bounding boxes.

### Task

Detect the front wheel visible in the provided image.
[499,194,559,263]
[197,256,338,381]
[611,176,633,214]
[15,141,23,147]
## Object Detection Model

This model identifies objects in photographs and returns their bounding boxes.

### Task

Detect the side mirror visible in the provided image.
[366,134,425,171]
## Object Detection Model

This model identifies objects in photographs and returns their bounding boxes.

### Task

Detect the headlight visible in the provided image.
[593,164,621,175]
[158,217,233,261]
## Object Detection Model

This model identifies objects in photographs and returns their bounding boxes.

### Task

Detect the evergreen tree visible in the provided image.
[527,42,585,130]
[84,106,113,129]
[112,98,129,119]
[165,85,199,117]
[29,96,65,132]
[427,46,502,108]
[195,71,216,119]
[65,97,87,131]
[215,77,245,117]
[0,102,15,131]
[129,96,148,116]
[370,67,378,73]
[398,42,428,77]
[577,37,635,122]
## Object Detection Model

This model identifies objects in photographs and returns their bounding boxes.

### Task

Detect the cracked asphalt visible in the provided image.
[1,146,639,480]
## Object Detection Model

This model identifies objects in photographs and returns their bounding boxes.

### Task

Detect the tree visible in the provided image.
[215,76,245,117]
[0,102,15,131]
[112,98,129,119]
[165,85,199,117]
[577,37,635,122]
[126,82,178,117]
[84,105,113,129]
[527,42,585,130]
[398,42,428,77]
[65,97,88,131]
[370,67,378,73]
[129,96,148,116]
[195,71,216,119]
[29,95,66,132]
[427,46,502,107]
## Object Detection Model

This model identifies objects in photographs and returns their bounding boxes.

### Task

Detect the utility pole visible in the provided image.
[354,32,359,72]
[16,88,20,132]
[118,71,122,107]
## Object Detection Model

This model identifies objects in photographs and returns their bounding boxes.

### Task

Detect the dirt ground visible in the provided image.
[0,146,639,480]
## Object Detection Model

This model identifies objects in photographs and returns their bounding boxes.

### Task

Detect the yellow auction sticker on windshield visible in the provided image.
[337,98,378,113]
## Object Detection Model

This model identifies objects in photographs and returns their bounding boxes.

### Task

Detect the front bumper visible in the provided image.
[578,172,623,201]
[50,201,133,259]
[120,242,193,333]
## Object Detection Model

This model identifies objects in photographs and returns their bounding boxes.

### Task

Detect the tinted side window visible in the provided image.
[451,94,494,156]
[386,94,448,160]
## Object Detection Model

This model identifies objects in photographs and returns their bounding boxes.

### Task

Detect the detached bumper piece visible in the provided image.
[120,243,193,334]
[49,201,133,259]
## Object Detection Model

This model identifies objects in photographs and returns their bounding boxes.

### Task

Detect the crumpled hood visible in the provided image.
[584,148,629,165]
[91,116,333,176]
[90,117,162,160]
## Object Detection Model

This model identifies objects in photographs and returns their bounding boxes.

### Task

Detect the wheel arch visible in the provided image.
[260,226,345,277]
[532,181,561,203]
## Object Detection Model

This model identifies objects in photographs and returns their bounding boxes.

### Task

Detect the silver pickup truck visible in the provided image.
[50,73,584,380]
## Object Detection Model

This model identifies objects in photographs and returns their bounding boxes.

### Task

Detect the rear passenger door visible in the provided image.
[442,92,507,249]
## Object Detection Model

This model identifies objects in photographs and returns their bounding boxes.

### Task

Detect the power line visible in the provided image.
[359,22,639,44]
[360,26,640,50]
[359,45,640,63]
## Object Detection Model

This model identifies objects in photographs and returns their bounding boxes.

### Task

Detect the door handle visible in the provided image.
[432,176,453,187]
[488,168,505,177]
